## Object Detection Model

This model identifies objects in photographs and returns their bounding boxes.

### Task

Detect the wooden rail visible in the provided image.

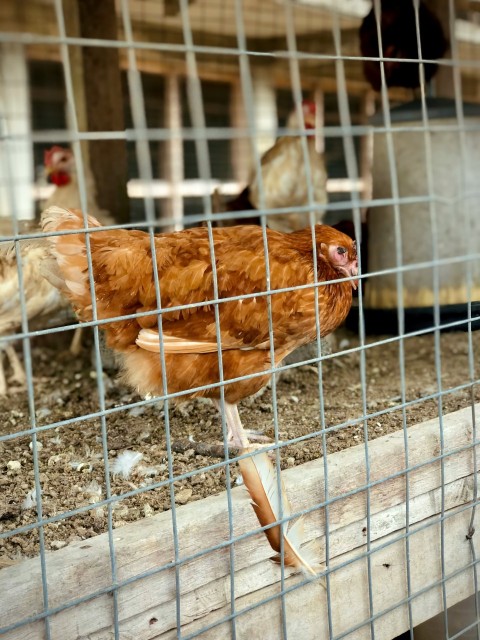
[1,405,479,639]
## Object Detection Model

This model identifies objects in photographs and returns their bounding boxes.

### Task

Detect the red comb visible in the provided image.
[301,99,316,114]
[44,145,68,166]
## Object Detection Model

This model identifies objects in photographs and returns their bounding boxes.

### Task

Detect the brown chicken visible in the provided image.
[360,0,448,91]
[41,206,357,449]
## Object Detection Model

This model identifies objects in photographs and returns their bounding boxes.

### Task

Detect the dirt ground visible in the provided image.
[1,327,479,564]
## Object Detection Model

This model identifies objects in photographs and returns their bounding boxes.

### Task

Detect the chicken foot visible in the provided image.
[213,400,271,450]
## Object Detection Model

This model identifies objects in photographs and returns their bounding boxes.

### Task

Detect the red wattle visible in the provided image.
[49,172,71,186]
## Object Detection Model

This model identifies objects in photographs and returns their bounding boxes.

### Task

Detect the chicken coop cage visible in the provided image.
[1,1,480,639]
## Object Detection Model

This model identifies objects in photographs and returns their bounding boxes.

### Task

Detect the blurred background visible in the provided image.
[2,0,479,231]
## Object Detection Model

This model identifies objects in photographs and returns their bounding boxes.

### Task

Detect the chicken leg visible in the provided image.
[5,344,26,386]
[212,401,250,449]
[0,344,27,395]
[69,327,83,356]
[0,351,6,396]
[212,400,271,450]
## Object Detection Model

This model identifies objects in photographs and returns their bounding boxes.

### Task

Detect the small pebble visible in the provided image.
[36,408,51,420]
[175,488,193,505]
[290,395,299,404]
[286,457,295,467]
[50,540,67,550]
[116,505,130,518]
[7,461,21,471]
[128,406,146,417]
[48,455,64,467]
[138,466,158,477]
[29,441,43,451]
[143,504,155,517]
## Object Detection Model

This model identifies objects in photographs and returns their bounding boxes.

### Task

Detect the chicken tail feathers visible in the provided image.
[239,449,317,575]
[40,206,101,312]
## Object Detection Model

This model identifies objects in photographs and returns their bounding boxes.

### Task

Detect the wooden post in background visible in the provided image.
[359,89,376,221]
[230,81,250,185]
[76,0,129,223]
[313,87,325,156]
[0,43,34,223]
[162,74,184,231]
[63,0,91,196]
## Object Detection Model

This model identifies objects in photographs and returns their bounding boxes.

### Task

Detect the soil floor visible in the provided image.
[1,327,479,564]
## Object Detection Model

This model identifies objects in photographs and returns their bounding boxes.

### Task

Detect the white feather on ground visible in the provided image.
[21,488,38,510]
[110,450,143,479]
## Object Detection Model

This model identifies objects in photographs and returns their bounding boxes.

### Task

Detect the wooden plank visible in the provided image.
[82,472,480,640]
[1,405,479,639]
[171,505,479,640]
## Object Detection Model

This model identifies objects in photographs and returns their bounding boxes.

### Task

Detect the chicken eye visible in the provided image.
[337,247,346,255]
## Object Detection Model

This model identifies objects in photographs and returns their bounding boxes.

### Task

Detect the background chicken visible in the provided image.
[0,239,74,395]
[41,206,357,449]
[43,146,115,226]
[42,145,117,359]
[359,0,448,91]
[216,100,327,233]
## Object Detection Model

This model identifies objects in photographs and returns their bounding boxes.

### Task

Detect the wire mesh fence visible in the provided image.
[1,0,480,638]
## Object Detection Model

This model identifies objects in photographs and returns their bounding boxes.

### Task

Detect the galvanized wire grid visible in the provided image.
[1,0,480,638]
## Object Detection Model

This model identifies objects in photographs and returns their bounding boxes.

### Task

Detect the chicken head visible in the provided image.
[44,146,74,186]
[322,239,358,289]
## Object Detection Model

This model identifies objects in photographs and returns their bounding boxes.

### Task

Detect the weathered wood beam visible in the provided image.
[1,405,479,639]
[76,0,129,223]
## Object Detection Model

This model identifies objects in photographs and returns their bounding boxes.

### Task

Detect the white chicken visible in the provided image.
[0,146,120,394]
[0,234,74,395]
[250,100,327,231]
[219,100,328,233]
[43,146,114,226]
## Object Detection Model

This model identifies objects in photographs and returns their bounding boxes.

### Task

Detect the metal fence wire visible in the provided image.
[1,0,480,638]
